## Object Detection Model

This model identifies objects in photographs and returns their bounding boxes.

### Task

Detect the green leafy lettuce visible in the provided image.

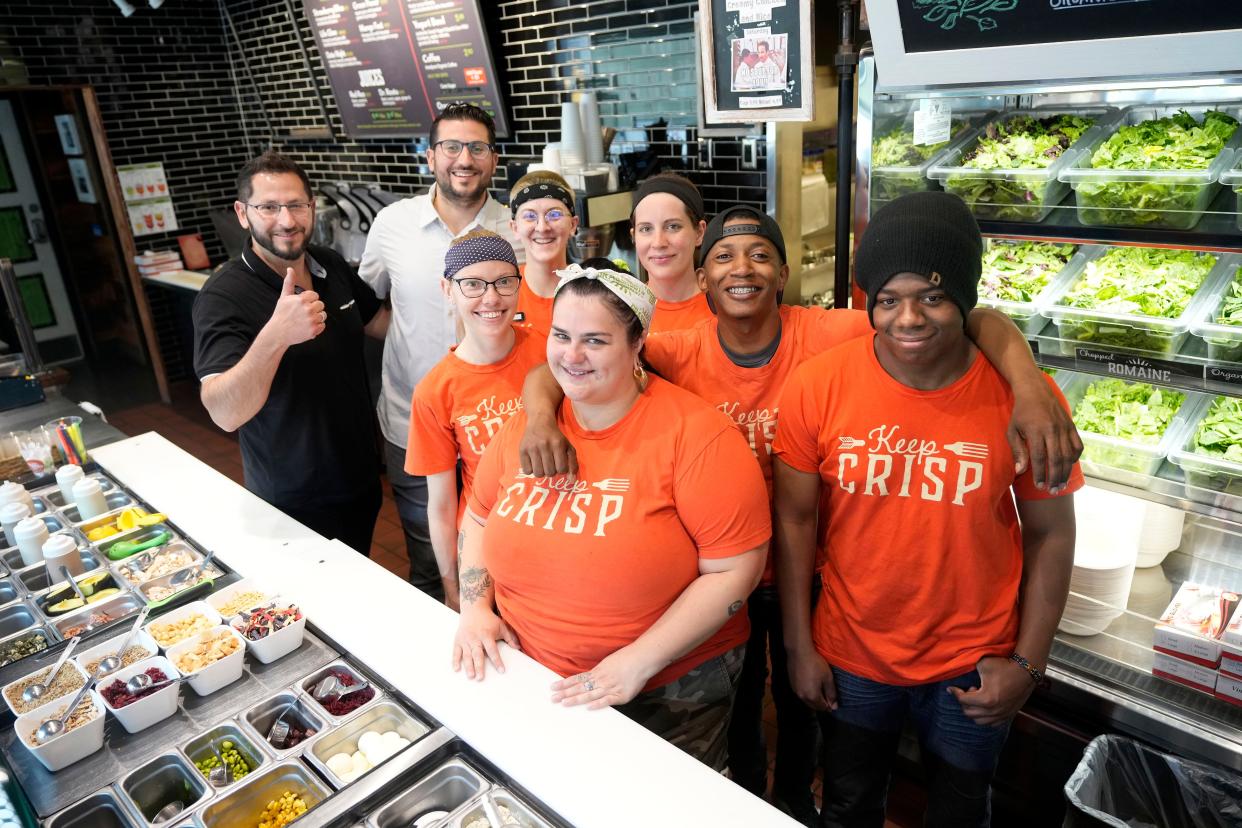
[1215,273,1242,326]
[1074,378,1184,444]
[1185,395,1242,493]
[870,121,969,206]
[1075,109,1239,229]
[979,241,1076,303]
[942,114,1094,220]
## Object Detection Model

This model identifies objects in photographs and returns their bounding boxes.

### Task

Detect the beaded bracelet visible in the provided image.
[1010,652,1044,684]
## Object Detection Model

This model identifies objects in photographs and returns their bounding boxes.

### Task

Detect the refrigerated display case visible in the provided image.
[854,52,1242,824]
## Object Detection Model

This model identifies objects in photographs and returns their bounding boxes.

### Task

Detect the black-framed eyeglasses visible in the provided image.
[245,202,313,218]
[451,274,521,298]
[432,139,495,159]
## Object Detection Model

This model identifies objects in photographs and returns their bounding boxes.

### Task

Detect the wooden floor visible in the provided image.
[104,381,925,827]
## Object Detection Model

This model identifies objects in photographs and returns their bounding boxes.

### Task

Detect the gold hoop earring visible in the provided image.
[633,362,648,391]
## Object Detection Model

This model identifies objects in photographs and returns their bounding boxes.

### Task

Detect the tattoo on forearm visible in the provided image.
[459,566,493,604]
[727,600,743,617]
[457,532,464,552]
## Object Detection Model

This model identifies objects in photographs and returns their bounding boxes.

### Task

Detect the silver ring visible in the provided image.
[583,680,595,691]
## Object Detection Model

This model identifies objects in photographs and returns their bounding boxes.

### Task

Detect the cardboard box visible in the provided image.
[1152,651,1217,694]
[1216,671,1242,707]
[1221,606,1242,679]
[1153,583,1237,668]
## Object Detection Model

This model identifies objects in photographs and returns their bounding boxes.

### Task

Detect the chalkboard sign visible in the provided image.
[898,1,1242,53]
[699,0,814,123]
[304,0,509,139]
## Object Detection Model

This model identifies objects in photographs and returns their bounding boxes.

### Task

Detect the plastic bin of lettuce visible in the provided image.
[1041,246,1228,357]
[1058,372,1201,486]
[1168,393,1242,496]
[1188,255,1242,362]
[1220,149,1242,232]
[1059,104,1242,230]
[929,108,1116,222]
[868,109,991,209]
[976,240,1086,335]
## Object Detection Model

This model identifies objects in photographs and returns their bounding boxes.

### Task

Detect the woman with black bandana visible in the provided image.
[631,172,715,332]
[508,171,579,335]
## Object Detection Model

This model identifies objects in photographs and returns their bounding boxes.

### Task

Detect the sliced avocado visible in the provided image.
[48,597,86,614]
[78,573,109,596]
[86,588,120,604]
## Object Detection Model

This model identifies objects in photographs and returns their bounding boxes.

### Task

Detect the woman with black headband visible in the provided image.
[508,171,579,335]
[631,171,715,332]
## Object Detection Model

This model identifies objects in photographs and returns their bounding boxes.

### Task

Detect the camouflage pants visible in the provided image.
[615,644,746,771]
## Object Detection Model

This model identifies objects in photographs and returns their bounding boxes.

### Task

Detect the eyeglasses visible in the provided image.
[245,202,313,218]
[517,208,568,225]
[451,274,521,298]
[432,140,495,159]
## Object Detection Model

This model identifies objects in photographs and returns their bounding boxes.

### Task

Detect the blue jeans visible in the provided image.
[819,666,1011,828]
[383,440,442,601]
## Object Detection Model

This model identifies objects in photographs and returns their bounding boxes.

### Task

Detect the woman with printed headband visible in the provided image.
[631,172,716,332]
[405,230,548,611]
[508,171,579,336]
[452,264,770,769]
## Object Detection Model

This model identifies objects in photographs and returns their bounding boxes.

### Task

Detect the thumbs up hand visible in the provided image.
[268,267,326,346]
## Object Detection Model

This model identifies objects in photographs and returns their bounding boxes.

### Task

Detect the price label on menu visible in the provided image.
[1207,365,1242,388]
[913,99,952,146]
[1075,347,1206,385]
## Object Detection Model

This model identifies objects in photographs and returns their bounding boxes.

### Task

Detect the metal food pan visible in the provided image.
[50,591,144,637]
[306,700,430,789]
[14,549,98,591]
[368,757,490,828]
[96,524,177,562]
[197,760,330,828]
[112,542,204,589]
[35,476,117,510]
[299,660,384,721]
[118,752,211,827]
[35,570,124,618]
[138,563,223,606]
[180,720,271,794]
[0,600,39,638]
[61,492,136,525]
[0,576,19,607]
[239,691,328,760]
[450,789,554,828]
[44,787,141,828]
[0,623,53,667]
[5,543,97,574]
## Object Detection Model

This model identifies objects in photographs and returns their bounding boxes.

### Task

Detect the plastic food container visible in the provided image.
[868,108,993,208]
[977,241,1091,335]
[15,687,107,772]
[75,628,160,678]
[929,107,1118,222]
[198,760,330,828]
[231,602,306,664]
[206,578,274,620]
[1168,394,1242,496]
[1221,150,1242,231]
[1189,256,1242,361]
[1060,104,1242,230]
[97,655,183,733]
[1058,373,1202,486]
[2,658,89,717]
[1041,247,1231,356]
[165,625,245,696]
[145,601,223,650]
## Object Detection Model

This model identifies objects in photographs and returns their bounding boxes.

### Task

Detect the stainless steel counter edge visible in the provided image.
[90,432,802,828]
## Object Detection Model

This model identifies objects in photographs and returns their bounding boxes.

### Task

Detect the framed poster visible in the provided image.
[700,0,814,123]
[866,0,1242,89]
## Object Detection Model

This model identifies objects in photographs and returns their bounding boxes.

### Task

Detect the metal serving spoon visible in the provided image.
[151,799,185,823]
[123,671,188,695]
[206,740,232,786]
[20,636,81,705]
[57,566,87,604]
[96,605,150,675]
[169,548,216,588]
[34,663,100,743]
[312,674,370,705]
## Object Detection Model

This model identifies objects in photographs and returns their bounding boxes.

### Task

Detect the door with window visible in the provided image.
[0,99,82,364]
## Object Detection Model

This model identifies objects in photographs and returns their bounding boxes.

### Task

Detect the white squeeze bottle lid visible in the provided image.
[0,480,33,510]
[0,500,31,545]
[71,476,108,521]
[42,533,83,579]
[56,464,85,502]
[13,516,49,568]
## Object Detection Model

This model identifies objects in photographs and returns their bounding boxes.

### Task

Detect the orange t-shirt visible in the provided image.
[645,305,873,585]
[515,277,555,336]
[773,336,1083,686]
[468,376,771,691]
[649,291,714,333]
[406,327,548,523]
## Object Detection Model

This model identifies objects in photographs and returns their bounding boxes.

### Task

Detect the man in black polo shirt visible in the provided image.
[193,151,390,553]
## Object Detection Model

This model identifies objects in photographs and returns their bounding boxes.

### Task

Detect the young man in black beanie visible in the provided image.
[773,191,1081,828]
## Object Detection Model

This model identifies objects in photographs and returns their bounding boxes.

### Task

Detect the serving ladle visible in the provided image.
[123,671,188,695]
[34,662,101,743]
[20,636,81,705]
[97,605,150,675]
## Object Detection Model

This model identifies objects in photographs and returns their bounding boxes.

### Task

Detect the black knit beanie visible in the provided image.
[855,192,981,327]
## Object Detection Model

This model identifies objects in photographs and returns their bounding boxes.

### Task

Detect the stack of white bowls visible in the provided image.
[1059,487,1145,636]
[559,101,585,168]
[1136,502,1185,568]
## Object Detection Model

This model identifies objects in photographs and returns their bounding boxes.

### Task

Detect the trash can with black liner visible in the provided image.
[1064,734,1242,827]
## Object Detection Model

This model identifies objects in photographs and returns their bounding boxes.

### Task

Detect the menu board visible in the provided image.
[304,0,509,139]
[897,1,1242,53]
